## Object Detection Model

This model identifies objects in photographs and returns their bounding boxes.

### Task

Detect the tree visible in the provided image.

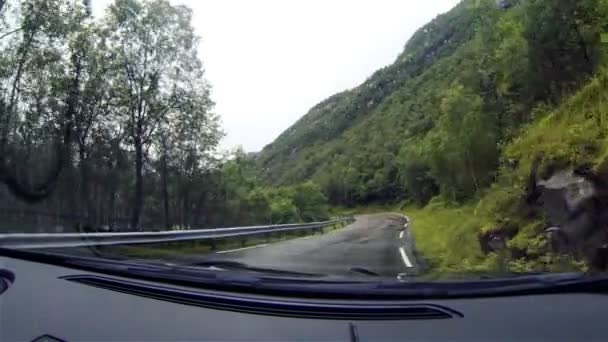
[524,0,608,101]
[269,197,298,224]
[292,182,329,221]
[244,188,272,224]
[0,0,275,233]
[0,0,87,202]
[396,151,439,206]
[105,0,211,229]
[153,90,220,229]
[425,83,498,201]
[491,15,531,137]
[70,10,113,225]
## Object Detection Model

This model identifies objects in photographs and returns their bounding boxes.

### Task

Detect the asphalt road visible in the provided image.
[205,213,417,278]
[36,213,418,279]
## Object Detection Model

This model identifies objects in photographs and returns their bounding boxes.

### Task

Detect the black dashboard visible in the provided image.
[1,255,607,341]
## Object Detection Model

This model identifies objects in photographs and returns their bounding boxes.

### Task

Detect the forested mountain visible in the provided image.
[259,0,480,186]
[259,0,608,273]
[259,0,606,205]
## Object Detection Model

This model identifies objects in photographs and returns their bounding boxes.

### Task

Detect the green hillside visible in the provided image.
[258,0,608,274]
[409,65,608,276]
[260,0,607,205]
[258,0,479,184]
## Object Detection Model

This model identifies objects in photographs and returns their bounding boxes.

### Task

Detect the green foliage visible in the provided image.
[210,155,329,227]
[423,83,499,201]
[507,221,545,255]
[405,200,492,276]
[292,182,329,222]
[505,67,608,179]
[244,188,272,224]
[249,0,608,276]
[523,0,608,101]
[258,0,482,192]
[474,182,523,232]
[0,0,327,232]
[258,0,608,212]
[269,196,298,225]
[254,1,513,206]
[4,0,608,276]
[508,255,587,274]
[410,62,608,277]
[396,157,438,206]
[254,0,608,276]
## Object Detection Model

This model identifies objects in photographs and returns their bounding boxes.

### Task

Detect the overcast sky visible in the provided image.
[92,0,460,152]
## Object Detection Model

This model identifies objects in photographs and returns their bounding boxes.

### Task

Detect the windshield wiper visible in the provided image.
[378,272,602,296]
[63,254,326,279]
[183,260,326,278]
[6,248,608,299]
[349,267,380,277]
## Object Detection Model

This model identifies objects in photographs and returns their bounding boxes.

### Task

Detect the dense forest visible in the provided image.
[259,0,608,273]
[0,0,329,232]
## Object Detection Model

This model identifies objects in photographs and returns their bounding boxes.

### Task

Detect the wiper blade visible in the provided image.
[184,260,326,278]
[349,267,380,277]
[65,256,178,274]
[380,272,594,296]
[22,248,326,281]
[8,248,608,299]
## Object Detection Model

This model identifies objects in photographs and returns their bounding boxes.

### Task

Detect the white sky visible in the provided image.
[92,0,461,152]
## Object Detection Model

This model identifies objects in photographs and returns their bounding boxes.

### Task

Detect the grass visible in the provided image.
[327,68,608,279]
[505,68,608,179]
[332,200,501,277]
[404,68,608,277]
[404,196,588,278]
[404,199,499,278]
[334,66,608,279]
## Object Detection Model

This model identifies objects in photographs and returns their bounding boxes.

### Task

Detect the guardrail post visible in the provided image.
[241,237,246,247]
[210,239,217,251]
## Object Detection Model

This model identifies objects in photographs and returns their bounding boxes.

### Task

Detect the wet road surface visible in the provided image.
[204,213,417,277]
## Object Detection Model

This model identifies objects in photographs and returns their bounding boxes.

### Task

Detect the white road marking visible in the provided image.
[399,231,405,239]
[217,244,268,254]
[399,246,413,268]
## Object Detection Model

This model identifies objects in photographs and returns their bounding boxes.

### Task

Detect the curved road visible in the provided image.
[207,213,418,278]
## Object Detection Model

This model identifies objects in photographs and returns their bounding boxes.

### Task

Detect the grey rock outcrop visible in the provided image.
[537,169,608,268]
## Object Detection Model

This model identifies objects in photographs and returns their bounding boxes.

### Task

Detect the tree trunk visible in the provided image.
[78,144,94,226]
[192,190,207,228]
[64,148,78,228]
[131,137,144,230]
[108,184,116,230]
[180,183,191,228]
[96,182,104,228]
[161,153,170,229]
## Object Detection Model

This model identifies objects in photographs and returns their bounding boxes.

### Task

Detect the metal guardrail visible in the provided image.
[0,217,355,249]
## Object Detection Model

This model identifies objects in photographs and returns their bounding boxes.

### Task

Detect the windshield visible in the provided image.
[1,0,607,284]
